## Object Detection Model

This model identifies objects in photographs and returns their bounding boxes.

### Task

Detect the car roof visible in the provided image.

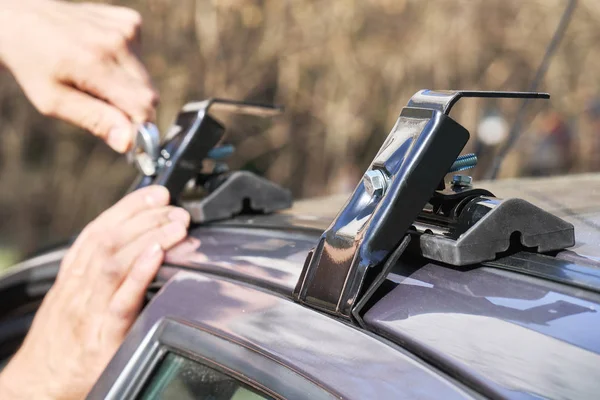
[159,174,600,398]
[163,173,600,305]
[275,173,600,261]
[7,174,600,399]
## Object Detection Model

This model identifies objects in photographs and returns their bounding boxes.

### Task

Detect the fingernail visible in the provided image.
[163,221,187,238]
[145,186,170,206]
[108,125,133,153]
[147,243,162,257]
[168,208,191,226]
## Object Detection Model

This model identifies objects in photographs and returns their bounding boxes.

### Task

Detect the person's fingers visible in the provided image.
[87,218,187,309]
[73,3,151,90]
[65,59,158,124]
[94,186,170,229]
[114,220,188,270]
[59,186,169,275]
[73,209,188,311]
[165,237,202,261]
[116,52,153,88]
[58,187,175,304]
[112,206,190,248]
[32,83,134,152]
[74,2,142,46]
[106,243,163,337]
[77,3,143,28]
[75,6,149,84]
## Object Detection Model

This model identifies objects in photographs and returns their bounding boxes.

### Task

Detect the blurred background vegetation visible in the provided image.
[1,0,600,268]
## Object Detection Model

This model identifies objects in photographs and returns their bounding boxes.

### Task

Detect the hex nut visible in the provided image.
[364,170,389,197]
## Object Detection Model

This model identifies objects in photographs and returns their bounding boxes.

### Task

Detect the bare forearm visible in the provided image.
[0,354,54,400]
[0,187,190,399]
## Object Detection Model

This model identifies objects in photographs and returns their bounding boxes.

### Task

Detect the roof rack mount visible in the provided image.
[293,89,574,325]
[128,99,292,223]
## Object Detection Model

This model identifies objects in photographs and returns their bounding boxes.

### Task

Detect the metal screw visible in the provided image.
[451,175,472,187]
[363,170,389,197]
[449,153,478,173]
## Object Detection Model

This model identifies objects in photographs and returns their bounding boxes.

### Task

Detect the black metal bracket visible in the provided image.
[293,89,550,322]
[131,99,292,223]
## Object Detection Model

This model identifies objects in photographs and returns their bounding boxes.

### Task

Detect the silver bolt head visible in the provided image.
[136,122,161,162]
[135,153,157,176]
[364,170,388,197]
[129,122,161,176]
[452,175,473,187]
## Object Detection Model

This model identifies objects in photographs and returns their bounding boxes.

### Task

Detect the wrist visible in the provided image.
[0,350,55,400]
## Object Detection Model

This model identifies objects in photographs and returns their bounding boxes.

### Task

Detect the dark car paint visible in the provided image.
[367,263,600,399]
[162,226,313,295]
[154,218,600,399]
[2,174,600,399]
[89,271,475,400]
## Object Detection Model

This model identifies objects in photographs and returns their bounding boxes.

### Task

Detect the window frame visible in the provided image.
[105,318,336,400]
[89,271,472,400]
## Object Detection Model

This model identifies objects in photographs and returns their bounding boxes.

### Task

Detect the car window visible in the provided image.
[138,352,272,400]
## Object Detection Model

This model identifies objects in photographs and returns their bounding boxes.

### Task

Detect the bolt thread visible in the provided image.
[449,153,478,173]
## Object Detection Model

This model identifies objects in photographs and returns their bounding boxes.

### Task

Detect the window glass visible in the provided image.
[138,352,272,400]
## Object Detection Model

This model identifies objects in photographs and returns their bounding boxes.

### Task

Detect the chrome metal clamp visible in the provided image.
[293,89,550,325]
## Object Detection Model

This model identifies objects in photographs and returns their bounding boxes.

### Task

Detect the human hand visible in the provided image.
[0,186,190,399]
[0,0,158,153]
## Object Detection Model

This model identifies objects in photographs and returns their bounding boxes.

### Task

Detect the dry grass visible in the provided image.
[1,0,599,263]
